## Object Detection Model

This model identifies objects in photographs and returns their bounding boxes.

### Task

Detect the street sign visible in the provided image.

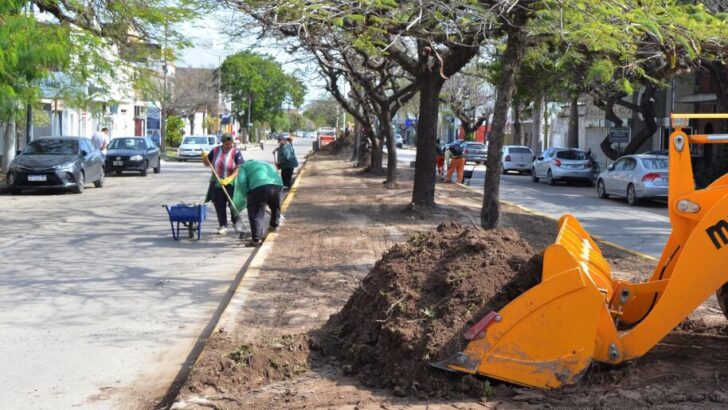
[609,127,631,143]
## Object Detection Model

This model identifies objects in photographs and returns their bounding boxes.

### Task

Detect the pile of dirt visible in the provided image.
[314,222,543,399]
[185,334,311,398]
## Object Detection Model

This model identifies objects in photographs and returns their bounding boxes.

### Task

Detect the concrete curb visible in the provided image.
[166,159,308,409]
[453,180,659,261]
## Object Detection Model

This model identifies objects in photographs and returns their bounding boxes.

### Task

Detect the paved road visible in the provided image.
[0,140,311,409]
[397,148,669,258]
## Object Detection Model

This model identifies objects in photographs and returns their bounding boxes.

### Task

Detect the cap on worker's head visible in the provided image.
[221,133,233,142]
[277,134,286,141]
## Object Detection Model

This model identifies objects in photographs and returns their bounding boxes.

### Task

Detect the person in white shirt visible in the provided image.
[91,127,110,155]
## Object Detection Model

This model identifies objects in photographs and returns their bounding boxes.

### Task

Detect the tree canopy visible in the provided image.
[219,51,306,137]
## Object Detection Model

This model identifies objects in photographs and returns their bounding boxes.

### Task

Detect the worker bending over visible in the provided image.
[232,160,284,247]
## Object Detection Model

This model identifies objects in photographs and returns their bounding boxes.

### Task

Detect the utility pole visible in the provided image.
[247,93,252,143]
[26,103,33,146]
[160,20,169,151]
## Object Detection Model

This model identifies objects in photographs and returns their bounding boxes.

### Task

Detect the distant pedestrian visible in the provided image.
[435,139,445,176]
[275,134,299,188]
[444,142,465,183]
[232,160,284,247]
[92,127,110,156]
[203,133,244,235]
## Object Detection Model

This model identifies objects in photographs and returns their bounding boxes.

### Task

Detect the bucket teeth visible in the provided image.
[429,352,478,374]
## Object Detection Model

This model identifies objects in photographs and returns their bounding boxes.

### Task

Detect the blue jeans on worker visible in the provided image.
[247,184,282,241]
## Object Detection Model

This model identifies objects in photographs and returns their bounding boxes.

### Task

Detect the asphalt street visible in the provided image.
[397,148,669,258]
[0,139,311,409]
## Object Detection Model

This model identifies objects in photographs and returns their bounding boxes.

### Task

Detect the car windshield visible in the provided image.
[641,158,668,169]
[109,138,147,150]
[466,144,486,150]
[23,139,78,155]
[208,137,217,144]
[556,150,588,160]
[183,136,208,145]
[509,147,532,154]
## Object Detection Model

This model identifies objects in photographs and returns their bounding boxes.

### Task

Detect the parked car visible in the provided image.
[596,154,668,205]
[462,141,487,164]
[177,135,217,161]
[6,137,105,194]
[501,145,534,174]
[105,137,161,176]
[395,133,403,148]
[531,147,594,186]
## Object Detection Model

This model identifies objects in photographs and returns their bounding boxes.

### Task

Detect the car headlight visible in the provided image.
[130,155,143,161]
[56,162,76,171]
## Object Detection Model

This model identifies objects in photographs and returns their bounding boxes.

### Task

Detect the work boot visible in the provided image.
[217,226,228,235]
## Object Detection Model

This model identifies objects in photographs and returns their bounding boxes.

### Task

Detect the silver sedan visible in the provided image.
[596,154,668,206]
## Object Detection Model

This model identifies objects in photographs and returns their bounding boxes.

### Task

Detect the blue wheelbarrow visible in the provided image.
[163,203,208,240]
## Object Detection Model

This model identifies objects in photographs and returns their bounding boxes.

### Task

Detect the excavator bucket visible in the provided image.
[433,215,616,389]
[434,113,728,389]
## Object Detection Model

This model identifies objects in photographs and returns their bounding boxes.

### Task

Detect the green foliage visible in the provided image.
[165,116,184,148]
[303,97,339,128]
[220,51,307,130]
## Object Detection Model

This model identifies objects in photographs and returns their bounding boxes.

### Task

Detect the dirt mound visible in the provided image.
[185,334,310,398]
[314,222,543,398]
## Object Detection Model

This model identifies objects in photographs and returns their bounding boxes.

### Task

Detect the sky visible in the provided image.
[177,8,329,106]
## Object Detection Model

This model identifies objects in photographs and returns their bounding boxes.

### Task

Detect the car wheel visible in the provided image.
[154,160,161,174]
[547,169,556,186]
[531,168,539,183]
[72,171,85,194]
[93,169,105,188]
[597,179,609,199]
[627,184,639,206]
[141,162,148,177]
[501,166,508,175]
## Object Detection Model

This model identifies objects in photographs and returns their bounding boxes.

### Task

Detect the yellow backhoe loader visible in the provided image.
[433,113,728,389]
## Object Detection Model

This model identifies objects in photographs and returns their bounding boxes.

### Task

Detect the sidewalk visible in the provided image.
[171,152,677,409]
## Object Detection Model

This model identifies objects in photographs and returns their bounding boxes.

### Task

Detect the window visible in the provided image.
[556,150,588,160]
[613,159,627,171]
[641,158,668,169]
[623,157,637,170]
[24,139,79,155]
[509,147,532,154]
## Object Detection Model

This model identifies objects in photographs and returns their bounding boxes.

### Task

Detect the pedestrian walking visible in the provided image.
[275,134,299,188]
[231,160,284,247]
[435,139,445,176]
[444,141,465,183]
[202,133,244,235]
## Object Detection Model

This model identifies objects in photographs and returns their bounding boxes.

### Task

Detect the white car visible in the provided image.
[395,134,403,148]
[177,135,219,161]
[501,145,534,174]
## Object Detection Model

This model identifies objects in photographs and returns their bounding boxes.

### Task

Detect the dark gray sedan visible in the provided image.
[6,137,105,194]
[596,154,668,206]
[105,137,161,176]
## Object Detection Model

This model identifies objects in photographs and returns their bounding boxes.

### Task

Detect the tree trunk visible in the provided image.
[512,102,523,145]
[370,133,383,173]
[567,95,579,148]
[411,73,445,207]
[481,16,528,230]
[189,114,196,136]
[2,120,17,173]
[531,94,544,154]
[381,111,397,187]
